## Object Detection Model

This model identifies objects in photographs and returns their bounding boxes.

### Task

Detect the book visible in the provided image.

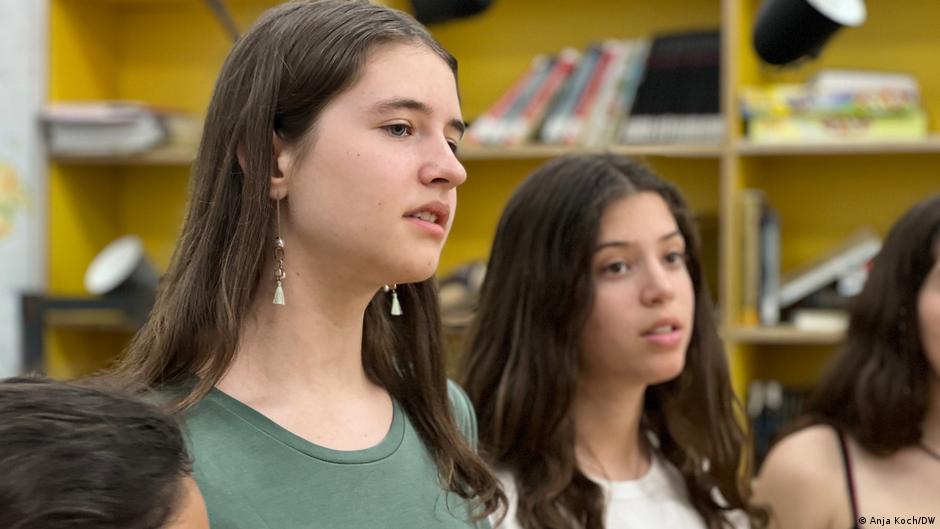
[40,102,169,156]
[759,204,781,326]
[465,60,541,145]
[503,49,579,145]
[581,41,631,147]
[467,55,555,145]
[778,228,881,308]
[741,82,921,119]
[606,39,650,144]
[560,44,616,145]
[812,69,920,96]
[738,189,765,326]
[620,30,723,143]
[748,109,927,143]
[539,45,602,144]
[790,308,849,332]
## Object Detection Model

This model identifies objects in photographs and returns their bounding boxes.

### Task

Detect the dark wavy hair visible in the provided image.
[460,154,767,529]
[0,376,192,529]
[114,0,502,518]
[801,193,940,455]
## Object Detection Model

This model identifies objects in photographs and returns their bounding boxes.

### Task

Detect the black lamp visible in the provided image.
[753,0,866,66]
[410,0,493,24]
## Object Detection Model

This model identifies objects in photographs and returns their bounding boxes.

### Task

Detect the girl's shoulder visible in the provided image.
[754,424,850,529]
[447,379,478,447]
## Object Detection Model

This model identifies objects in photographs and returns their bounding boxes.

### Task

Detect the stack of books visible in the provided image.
[741,70,927,143]
[466,30,723,148]
[40,101,200,157]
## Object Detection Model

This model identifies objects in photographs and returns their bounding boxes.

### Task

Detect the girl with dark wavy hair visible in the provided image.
[113,1,503,527]
[756,194,940,529]
[460,154,767,529]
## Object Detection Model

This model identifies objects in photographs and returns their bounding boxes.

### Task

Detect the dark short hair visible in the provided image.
[0,376,192,529]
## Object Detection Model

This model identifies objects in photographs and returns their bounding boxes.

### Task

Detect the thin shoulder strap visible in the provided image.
[836,429,861,523]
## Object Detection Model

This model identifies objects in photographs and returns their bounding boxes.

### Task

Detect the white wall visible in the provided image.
[0,0,47,377]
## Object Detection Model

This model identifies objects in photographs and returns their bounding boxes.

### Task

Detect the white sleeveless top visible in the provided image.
[493,451,743,529]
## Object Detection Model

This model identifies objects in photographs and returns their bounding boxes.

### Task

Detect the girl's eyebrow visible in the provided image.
[594,230,683,252]
[368,97,465,137]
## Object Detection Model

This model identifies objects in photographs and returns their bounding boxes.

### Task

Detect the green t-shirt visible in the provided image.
[182,380,490,529]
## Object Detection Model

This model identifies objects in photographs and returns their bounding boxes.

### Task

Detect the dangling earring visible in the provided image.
[273,199,286,306]
[383,284,402,316]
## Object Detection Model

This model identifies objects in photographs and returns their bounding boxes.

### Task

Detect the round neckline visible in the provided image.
[203,386,406,464]
[586,452,675,500]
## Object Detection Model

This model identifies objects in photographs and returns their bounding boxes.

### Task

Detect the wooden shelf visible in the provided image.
[728,325,845,345]
[734,136,940,156]
[458,142,725,161]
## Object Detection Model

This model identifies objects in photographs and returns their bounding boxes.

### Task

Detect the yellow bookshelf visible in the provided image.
[724,0,940,394]
[45,0,280,377]
[43,0,940,395]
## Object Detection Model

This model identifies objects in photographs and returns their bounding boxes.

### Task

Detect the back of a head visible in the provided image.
[0,377,192,529]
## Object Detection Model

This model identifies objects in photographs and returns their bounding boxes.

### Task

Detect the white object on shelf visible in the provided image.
[84,235,157,296]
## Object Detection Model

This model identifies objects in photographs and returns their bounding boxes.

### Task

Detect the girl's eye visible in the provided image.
[383,123,412,137]
[447,140,458,154]
[665,251,688,267]
[604,261,632,275]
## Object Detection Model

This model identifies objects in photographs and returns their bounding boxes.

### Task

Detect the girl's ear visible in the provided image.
[270,132,291,201]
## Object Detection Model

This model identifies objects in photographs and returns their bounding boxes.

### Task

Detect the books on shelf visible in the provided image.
[778,228,881,308]
[738,190,880,330]
[741,69,928,143]
[748,111,927,143]
[738,189,780,326]
[40,101,200,157]
[620,30,723,144]
[465,29,722,148]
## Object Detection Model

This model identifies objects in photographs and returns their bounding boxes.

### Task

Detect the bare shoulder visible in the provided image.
[754,425,849,529]
[763,424,845,477]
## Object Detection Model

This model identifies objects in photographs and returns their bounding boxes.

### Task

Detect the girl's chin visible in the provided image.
[388,260,440,285]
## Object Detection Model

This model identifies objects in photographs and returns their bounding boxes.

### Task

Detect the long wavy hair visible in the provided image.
[114,0,502,518]
[800,193,940,455]
[460,154,766,529]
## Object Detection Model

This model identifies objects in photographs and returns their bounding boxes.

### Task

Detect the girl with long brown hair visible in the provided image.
[460,154,767,529]
[755,194,940,529]
[113,1,503,526]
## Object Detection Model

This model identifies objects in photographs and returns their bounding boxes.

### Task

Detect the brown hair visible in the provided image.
[800,193,940,455]
[0,376,191,529]
[460,154,766,529]
[114,0,500,518]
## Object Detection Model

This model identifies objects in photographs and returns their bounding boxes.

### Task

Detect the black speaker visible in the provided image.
[753,0,866,65]
[411,0,493,24]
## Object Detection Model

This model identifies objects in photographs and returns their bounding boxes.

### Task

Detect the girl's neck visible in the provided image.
[573,378,651,481]
[218,255,384,407]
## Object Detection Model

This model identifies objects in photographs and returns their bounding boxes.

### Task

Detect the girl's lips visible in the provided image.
[406,216,446,238]
[404,201,450,228]
[643,328,683,348]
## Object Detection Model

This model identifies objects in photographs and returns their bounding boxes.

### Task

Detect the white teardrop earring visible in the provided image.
[273,199,286,306]
[383,284,402,316]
